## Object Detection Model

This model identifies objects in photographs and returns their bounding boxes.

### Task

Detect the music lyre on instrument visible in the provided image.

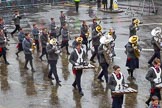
[74,63,95,70]
[112,87,138,94]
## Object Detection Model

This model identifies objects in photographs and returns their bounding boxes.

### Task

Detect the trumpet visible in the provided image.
[133,19,140,27]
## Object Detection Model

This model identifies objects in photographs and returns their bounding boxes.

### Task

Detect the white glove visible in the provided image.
[153,78,161,83]
[97,32,102,36]
[133,46,138,49]
[52,46,56,50]
[75,63,79,66]
[103,45,107,51]
[55,50,61,54]
[29,48,33,52]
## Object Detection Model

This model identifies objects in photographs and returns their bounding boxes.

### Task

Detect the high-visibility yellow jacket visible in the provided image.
[74,0,80,2]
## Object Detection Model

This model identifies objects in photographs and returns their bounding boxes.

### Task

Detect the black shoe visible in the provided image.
[24,66,29,70]
[31,68,36,72]
[11,33,13,38]
[90,60,96,63]
[48,76,54,80]
[16,53,19,57]
[72,84,77,89]
[98,78,104,82]
[145,101,150,106]
[127,69,131,75]
[131,76,136,80]
[67,52,70,55]
[79,91,84,96]
[56,82,62,86]
[5,61,10,65]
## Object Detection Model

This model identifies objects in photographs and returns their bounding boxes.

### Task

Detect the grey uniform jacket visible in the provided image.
[61,28,69,41]
[22,38,32,54]
[18,31,25,43]
[91,30,100,46]
[59,16,66,26]
[46,43,59,61]
[109,72,125,91]
[69,48,86,66]
[50,22,56,32]
[40,33,48,48]
[32,28,39,40]
[146,67,162,88]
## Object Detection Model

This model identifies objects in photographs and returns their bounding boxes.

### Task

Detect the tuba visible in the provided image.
[129,35,141,58]
[100,34,114,64]
[151,27,162,49]
[132,43,140,58]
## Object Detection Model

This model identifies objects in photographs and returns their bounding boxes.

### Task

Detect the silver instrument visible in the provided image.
[74,63,95,70]
[112,86,138,94]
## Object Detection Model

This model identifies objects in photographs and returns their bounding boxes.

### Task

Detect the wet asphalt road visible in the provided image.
[1,1,162,108]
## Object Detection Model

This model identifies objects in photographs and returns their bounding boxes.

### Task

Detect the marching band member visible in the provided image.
[59,11,66,28]
[91,19,98,31]
[125,35,141,79]
[69,40,86,96]
[0,18,9,41]
[32,24,40,52]
[60,24,70,55]
[72,36,83,49]
[80,21,89,52]
[129,18,139,37]
[0,29,9,65]
[109,65,125,108]
[16,28,25,57]
[58,11,66,36]
[50,18,57,39]
[97,34,113,83]
[145,58,162,106]
[11,10,22,37]
[148,96,161,108]
[39,28,48,61]
[148,27,161,66]
[46,38,61,86]
[90,25,102,63]
[22,33,35,72]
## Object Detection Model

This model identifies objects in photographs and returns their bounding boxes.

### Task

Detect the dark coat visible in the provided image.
[40,33,48,48]
[46,43,59,60]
